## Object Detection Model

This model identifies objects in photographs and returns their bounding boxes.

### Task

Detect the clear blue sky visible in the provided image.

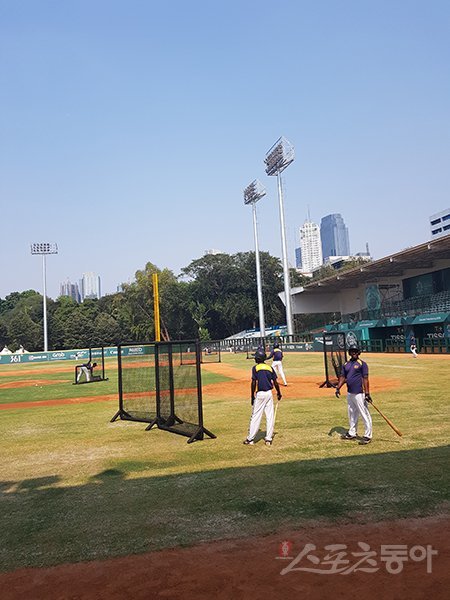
[1,0,449,299]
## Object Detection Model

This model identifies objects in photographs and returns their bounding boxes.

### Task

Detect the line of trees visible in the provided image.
[0,252,311,352]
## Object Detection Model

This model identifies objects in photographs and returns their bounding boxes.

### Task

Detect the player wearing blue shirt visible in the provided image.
[268,343,288,386]
[335,346,373,445]
[243,348,282,446]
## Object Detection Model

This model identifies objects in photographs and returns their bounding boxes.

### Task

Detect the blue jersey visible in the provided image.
[341,359,368,394]
[269,349,283,361]
[252,363,278,391]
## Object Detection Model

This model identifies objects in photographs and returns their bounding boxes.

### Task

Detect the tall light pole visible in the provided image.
[244,179,266,338]
[264,136,295,337]
[30,242,58,352]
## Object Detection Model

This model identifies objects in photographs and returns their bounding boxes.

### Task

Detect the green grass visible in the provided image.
[0,352,449,572]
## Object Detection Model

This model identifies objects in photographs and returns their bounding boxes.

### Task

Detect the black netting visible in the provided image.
[115,341,213,441]
[324,333,347,385]
[120,345,156,422]
[157,342,200,436]
[200,341,221,363]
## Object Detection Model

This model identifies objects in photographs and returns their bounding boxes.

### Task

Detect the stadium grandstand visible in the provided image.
[286,235,450,353]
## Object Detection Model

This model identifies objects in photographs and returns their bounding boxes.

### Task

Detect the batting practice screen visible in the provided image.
[200,340,221,363]
[112,340,215,443]
[117,344,157,423]
[320,332,347,388]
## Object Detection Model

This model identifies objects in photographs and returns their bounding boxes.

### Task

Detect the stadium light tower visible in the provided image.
[244,179,266,338]
[30,242,58,352]
[264,136,295,337]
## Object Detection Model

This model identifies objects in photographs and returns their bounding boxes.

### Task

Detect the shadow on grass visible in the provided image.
[0,445,449,572]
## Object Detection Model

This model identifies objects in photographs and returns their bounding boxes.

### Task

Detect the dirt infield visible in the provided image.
[0,373,398,411]
[0,395,117,411]
[1,514,448,599]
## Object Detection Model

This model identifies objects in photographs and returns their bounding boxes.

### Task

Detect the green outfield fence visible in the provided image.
[2,337,449,368]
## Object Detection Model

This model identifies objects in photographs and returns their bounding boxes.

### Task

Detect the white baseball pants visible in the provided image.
[272,360,287,385]
[77,366,92,382]
[248,390,275,442]
[347,392,372,439]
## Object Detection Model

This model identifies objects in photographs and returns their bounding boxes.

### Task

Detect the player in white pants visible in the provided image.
[334,346,373,445]
[269,343,287,386]
[77,361,97,383]
[244,348,282,446]
[346,392,372,440]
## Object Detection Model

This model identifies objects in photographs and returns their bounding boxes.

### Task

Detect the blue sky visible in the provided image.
[1,0,449,299]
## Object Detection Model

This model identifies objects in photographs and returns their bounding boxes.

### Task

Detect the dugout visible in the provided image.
[111,340,216,443]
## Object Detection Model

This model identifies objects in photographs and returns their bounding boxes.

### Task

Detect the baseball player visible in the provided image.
[268,342,288,386]
[410,337,418,358]
[77,360,97,383]
[334,346,373,445]
[243,348,282,446]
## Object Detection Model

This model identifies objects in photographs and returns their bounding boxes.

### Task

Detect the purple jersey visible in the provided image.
[252,363,277,391]
[341,359,368,394]
[269,349,283,361]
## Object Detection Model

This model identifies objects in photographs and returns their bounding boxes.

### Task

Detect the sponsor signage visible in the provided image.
[0,346,121,365]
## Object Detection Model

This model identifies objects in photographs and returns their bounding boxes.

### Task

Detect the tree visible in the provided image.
[181,251,289,338]
[93,313,122,346]
[6,309,42,351]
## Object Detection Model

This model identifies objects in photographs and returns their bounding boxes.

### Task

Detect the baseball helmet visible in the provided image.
[273,343,280,349]
[254,348,267,363]
[348,345,360,354]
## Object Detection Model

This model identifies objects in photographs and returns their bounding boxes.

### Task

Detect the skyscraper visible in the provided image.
[60,279,81,303]
[299,220,323,273]
[320,213,350,261]
[80,272,101,300]
[429,209,450,239]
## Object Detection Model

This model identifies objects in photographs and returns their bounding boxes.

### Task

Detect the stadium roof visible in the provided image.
[299,235,450,293]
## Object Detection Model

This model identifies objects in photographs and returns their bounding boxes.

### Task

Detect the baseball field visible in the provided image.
[0,351,449,599]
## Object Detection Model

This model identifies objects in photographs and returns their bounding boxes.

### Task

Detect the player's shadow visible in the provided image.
[327,426,348,437]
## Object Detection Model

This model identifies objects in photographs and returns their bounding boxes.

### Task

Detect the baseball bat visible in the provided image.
[370,401,403,437]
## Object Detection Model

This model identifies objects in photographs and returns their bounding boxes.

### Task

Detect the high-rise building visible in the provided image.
[430,209,450,239]
[60,279,81,303]
[299,220,323,274]
[320,213,350,261]
[80,272,101,300]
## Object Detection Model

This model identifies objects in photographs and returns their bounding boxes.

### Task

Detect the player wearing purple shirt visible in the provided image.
[334,346,373,445]
[268,343,288,386]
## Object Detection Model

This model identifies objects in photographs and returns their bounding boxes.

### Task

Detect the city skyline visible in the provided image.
[320,213,351,262]
[298,219,323,274]
[1,2,449,299]
[60,272,102,302]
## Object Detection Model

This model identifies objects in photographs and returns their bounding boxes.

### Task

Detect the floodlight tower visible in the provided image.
[264,136,295,337]
[30,242,58,352]
[244,179,266,338]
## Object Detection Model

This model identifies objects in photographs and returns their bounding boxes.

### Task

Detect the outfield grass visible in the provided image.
[0,352,449,572]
